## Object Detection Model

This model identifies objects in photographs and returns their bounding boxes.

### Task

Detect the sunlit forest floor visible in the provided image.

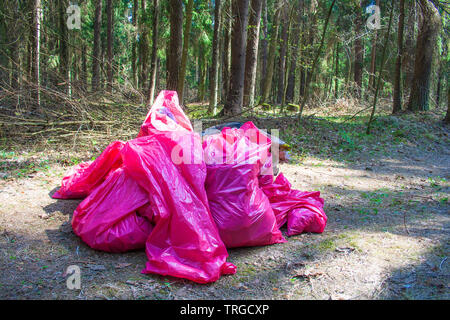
[0,99,449,299]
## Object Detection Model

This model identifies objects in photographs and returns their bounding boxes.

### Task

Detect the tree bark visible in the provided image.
[286,0,303,104]
[178,0,194,104]
[393,0,405,114]
[209,0,223,114]
[139,0,149,90]
[147,0,160,106]
[353,1,363,98]
[3,1,21,92]
[100,32,106,90]
[106,0,114,93]
[32,0,42,108]
[261,7,281,105]
[403,0,417,95]
[58,0,69,94]
[277,5,289,105]
[435,36,447,109]
[368,0,380,91]
[132,0,138,87]
[298,3,306,99]
[82,43,87,91]
[223,0,250,116]
[305,0,317,93]
[407,0,441,112]
[198,42,207,102]
[334,40,339,99]
[243,0,263,109]
[167,0,183,92]
[435,67,442,108]
[444,85,450,124]
[222,0,232,103]
[92,0,102,92]
[367,2,394,134]
[259,0,268,98]
[298,0,336,120]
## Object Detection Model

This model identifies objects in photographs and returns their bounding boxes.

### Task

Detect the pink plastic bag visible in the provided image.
[138,90,193,137]
[203,125,286,248]
[287,202,327,235]
[52,140,125,199]
[56,91,236,283]
[260,173,293,228]
[262,173,327,236]
[122,132,236,283]
[123,90,235,283]
[72,167,154,253]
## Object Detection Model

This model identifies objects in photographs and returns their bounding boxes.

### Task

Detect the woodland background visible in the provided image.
[0,0,448,128]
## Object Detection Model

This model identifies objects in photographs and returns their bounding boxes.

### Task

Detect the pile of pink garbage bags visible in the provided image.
[53,91,327,284]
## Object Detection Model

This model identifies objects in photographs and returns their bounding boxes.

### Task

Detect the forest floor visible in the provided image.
[0,101,449,300]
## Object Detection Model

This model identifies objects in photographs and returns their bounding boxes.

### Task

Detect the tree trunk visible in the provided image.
[92,0,102,92]
[82,43,87,92]
[132,0,138,87]
[243,0,263,109]
[277,5,289,105]
[222,0,232,103]
[3,0,21,92]
[286,0,302,104]
[139,0,149,91]
[435,36,447,109]
[223,0,250,116]
[305,1,317,94]
[261,8,281,105]
[407,0,441,112]
[167,0,183,92]
[73,43,80,96]
[0,11,7,87]
[100,32,106,90]
[9,40,19,91]
[334,40,339,99]
[178,0,194,104]
[106,0,114,93]
[403,0,417,95]
[393,0,405,114]
[298,3,306,99]
[209,0,223,114]
[32,0,42,108]
[26,33,32,82]
[147,0,160,106]
[155,57,160,92]
[444,85,450,124]
[367,2,394,134]
[198,42,207,102]
[354,1,363,98]
[58,0,69,94]
[436,64,442,108]
[368,0,380,91]
[344,43,352,90]
[259,0,268,98]
[298,0,336,120]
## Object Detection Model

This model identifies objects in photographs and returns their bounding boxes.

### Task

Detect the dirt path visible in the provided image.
[0,116,449,300]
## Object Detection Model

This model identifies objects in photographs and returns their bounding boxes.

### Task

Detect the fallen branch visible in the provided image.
[1,120,117,127]
[342,105,373,123]
[29,128,73,135]
[439,257,447,270]
[403,211,410,235]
